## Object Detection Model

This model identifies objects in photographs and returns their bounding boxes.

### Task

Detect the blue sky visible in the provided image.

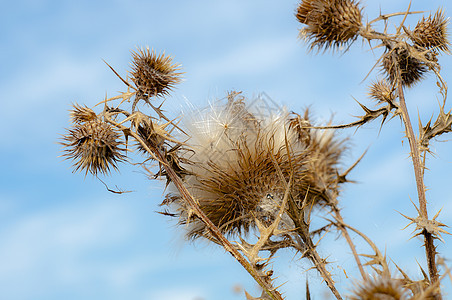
[1,0,452,299]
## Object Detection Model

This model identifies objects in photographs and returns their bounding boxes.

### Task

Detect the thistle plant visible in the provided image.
[60,1,452,299]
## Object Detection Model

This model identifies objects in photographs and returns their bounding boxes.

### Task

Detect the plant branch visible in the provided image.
[271,140,343,300]
[294,215,343,300]
[395,67,441,296]
[332,207,367,281]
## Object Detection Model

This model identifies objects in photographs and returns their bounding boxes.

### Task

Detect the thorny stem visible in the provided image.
[340,222,390,274]
[286,195,342,299]
[294,218,343,300]
[106,117,284,300]
[396,73,440,296]
[332,207,367,281]
[367,10,424,26]
[359,11,442,296]
[271,143,343,300]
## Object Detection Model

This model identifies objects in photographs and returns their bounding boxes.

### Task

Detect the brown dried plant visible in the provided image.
[61,114,127,176]
[296,0,363,51]
[130,48,183,98]
[296,0,451,299]
[412,10,450,53]
[59,1,452,299]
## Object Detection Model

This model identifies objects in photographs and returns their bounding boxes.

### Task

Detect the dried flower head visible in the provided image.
[289,110,346,205]
[382,45,427,87]
[296,0,362,51]
[164,93,346,239]
[350,276,410,300]
[61,120,126,175]
[70,104,97,124]
[130,48,183,99]
[368,79,396,103]
[412,9,450,52]
[135,118,168,153]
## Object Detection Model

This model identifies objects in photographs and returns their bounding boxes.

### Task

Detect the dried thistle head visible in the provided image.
[289,110,347,205]
[412,9,450,52]
[61,120,126,175]
[164,94,347,239]
[368,79,396,103]
[70,104,98,124]
[350,276,410,300]
[296,0,363,51]
[130,48,183,99]
[135,117,168,153]
[382,45,427,87]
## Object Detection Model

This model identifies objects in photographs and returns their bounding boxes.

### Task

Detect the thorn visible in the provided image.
[103,59,135,89]
[338,148,368,183]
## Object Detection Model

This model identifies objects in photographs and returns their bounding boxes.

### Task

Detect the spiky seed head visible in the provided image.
[70,104,97,124]
[382,46,427,87]
[130,48,183,99]
[412,9,450,52]
[61,120,126,175]
[164,94,347,239]
[350,276,409,300]
[368,79,396,103]
[296,0,363,51]
[289,110,346,206]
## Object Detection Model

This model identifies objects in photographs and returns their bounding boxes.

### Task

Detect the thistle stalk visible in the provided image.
[332,207,367,281]
[395,62,440,297]
[289,206,343,300]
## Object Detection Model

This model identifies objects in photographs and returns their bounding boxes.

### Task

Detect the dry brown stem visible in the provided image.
[284,189,342,299]
[395,71,440,297]
[332,207,367,281]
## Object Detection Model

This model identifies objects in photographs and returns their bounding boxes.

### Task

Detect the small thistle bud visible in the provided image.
[350,276,409,300]
[130,48,183,99]
[70,104,97,124]
[135,118,172,154]
[61,120,126,175]
[368,79,396,103]
[382,45,427,87]
[412,9,450,52]
[296,0,363,51]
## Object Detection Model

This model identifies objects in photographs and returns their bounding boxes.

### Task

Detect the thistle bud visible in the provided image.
[70,104,97,124]
[368,79,396,103]
[296,0,363,51]
[61,120,126,175]
[350,276,409,300]
[412,9,450,52]
[382,45,427,87]
[130,48,183,99]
